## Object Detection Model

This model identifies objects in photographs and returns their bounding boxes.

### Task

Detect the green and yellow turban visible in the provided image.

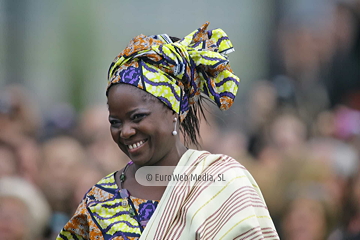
[107,22,240,121]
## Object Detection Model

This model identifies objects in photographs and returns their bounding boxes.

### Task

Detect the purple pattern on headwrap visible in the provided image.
[142,63,158,73]
[200,55,225,62]
[143,76,181,102]
[219,47,233,54]
[120,66,141,85]
[107,22,240,121]
[216,36,230,47]
[215,77,240,87]
[192,41,202,48]
[219,92,236,99]
[158,45,177,65]
[180,95,189,113]
[201,70,221,106]
[157,97,173,110]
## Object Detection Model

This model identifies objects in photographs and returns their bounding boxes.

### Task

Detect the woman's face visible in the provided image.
[107,84,177,166]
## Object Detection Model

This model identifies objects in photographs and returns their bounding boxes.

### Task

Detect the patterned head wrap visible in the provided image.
[107,22,240,121]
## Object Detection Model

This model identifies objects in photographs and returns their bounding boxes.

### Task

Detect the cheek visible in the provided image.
[156,114,174,133]
[142,120,171,146]
[110,127,118,143]
[158,117,176,140]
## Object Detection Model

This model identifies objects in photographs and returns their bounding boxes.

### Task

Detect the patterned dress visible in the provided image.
[57,172,159,240]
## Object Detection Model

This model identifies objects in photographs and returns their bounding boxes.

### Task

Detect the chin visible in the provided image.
[127,151,152,166]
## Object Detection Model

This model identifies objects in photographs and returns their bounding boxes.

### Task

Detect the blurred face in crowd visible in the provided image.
[0,197,30,240]
[249,81,277,121]
[39,137,84,212]
[79,105,110,142]
[108,84,178,167]
[0,137,40,185]
[72,166,103,210]
[215,131,247,159]
[16,137,40,184]
[270,113,307,152]
[0,147,17,178]
[282,198,327,240]
[80,105,128,173]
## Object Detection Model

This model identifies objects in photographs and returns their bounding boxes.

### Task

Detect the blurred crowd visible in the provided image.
[0,1,359,240]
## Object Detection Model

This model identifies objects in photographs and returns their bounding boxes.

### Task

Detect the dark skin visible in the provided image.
[107,84,187,200]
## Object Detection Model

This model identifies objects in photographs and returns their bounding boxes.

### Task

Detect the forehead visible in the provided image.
[107,84,163,110]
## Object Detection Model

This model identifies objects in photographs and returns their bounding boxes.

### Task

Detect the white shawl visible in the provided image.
[140,149,279,239]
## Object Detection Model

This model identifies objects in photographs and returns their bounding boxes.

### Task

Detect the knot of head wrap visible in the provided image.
[107,22,240,121]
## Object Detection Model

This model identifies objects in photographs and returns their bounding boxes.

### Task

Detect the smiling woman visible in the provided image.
[108,84,180,169]
[57,22,279,240]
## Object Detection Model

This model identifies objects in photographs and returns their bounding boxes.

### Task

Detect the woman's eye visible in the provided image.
[133,114,146,121]
[109,120,121,127]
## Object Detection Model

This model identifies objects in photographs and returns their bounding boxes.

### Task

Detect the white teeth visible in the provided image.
[128,140,144,150]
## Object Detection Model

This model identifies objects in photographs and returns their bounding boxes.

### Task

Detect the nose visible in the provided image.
[119,123,136,139]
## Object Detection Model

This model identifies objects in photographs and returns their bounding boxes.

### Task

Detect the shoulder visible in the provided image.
[82,172,118,201]
[194,150,260,188]
[206,152,252,178]
[95,171,118,187]
[190,149,246,169]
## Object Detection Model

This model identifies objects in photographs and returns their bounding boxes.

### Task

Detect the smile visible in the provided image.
[127,140,147,150]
